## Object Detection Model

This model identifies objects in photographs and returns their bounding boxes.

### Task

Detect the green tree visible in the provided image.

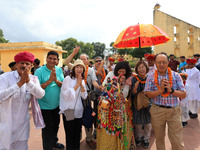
[129,47,153,60]
[0,29,9,43]
[117,48,132,56]
[92,42,106,58]
[55,37,78,58]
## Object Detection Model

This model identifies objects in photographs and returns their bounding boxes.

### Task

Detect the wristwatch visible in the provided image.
[170,88,174,94]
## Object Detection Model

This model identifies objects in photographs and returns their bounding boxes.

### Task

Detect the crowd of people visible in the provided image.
[0,49,199,150]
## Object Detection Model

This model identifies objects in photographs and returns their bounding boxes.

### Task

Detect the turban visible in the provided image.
[14,51,35,63]
[118,57,124,62]
[147,54,155,61]
[179,73,188,79]
[144,53,150,58]
[186,58,197,64]
[108,57,115,61]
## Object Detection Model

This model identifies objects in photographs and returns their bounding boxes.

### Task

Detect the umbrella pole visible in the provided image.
[139,37,142,61]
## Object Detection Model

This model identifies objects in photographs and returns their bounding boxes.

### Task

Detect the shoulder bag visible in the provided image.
[133,80,150,110]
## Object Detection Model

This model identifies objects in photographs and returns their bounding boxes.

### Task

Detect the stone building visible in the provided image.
[154,9,200,58]
[0,41,67,72]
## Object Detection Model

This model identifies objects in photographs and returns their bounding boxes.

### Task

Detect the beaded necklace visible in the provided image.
[154,67,173,97]
[84,65,89,84]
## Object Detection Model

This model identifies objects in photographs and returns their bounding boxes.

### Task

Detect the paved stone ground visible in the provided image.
[28,110,200,150]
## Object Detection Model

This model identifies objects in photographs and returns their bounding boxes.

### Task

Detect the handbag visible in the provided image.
[86,82,97,101]
[64,90,80,121]
[64,109,75,121]
[81,97,95,131]
[134,91,150,111]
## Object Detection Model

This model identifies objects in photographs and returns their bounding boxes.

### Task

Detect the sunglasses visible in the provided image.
[95,60,102,63]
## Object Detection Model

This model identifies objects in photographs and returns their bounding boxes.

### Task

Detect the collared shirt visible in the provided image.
[179,61,187,73]
[0,71,45,149]
[144,69,185,107]
[59,76,87,118]
[35,65,64,110]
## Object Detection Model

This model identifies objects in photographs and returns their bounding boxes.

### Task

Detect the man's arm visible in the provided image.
[95,60,104,75]
[169,89,186,99]
[92,80,100,89]
[145,89,163,98]
[64,46,80,68]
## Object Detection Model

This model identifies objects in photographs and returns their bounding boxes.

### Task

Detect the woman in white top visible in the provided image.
[60,59,87,150]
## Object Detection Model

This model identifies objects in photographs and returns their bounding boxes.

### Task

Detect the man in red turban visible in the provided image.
[146,54,156,75]
[108,57,115,72]
[185,58,200,119]
[0,51,45,150]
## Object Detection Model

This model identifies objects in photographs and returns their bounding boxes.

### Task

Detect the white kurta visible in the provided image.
[59,76,87,119]
[185,67,200,101]
[0,71,45,150]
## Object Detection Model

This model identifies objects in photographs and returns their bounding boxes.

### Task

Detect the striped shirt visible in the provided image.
[144,69,185,107]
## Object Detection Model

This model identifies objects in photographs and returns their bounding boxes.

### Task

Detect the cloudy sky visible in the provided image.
[0,0,200,48]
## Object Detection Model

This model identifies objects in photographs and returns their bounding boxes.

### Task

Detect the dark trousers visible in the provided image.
[63,115,81,150]
[41,107,60,150]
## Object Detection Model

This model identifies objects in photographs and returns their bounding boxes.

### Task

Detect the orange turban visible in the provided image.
[118,57,124,62]
[147,54,155,61]
[108,57,115,61]
[144,53,150,58]
[14,52,35,63]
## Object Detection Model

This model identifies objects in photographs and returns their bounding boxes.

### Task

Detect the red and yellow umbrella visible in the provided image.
[113,24,171,49]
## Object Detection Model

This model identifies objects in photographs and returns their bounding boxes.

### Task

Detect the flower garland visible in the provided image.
[132,74,146,84]
[84,65,89,84]
[100,68,106,83]
[154,67,173,97]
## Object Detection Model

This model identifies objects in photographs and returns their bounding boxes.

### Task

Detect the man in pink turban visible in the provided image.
[0,51,45,150]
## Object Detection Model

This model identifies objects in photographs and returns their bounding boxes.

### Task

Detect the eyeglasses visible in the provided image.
[95,60,102,63]
[156,61,168,65]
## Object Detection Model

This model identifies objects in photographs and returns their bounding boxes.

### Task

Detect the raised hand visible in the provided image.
[119,74,126,85]
[73,45,80,55]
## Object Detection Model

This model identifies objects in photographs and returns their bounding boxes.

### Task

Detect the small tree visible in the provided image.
[0,29,9,43]
[129,47,153,60]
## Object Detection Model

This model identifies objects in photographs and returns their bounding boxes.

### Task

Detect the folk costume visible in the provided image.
[185,59,200,118]
[0,52,45,150]
[97,74,135,150]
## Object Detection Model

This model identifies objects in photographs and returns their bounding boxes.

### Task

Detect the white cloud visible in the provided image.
[1,0,200,47]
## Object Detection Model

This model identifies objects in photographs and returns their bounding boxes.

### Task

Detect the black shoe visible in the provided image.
[182,121,188,127]
[135,138,142,146]
[142,139,149,149]
[190,113,198,119]
[53,143,64,149]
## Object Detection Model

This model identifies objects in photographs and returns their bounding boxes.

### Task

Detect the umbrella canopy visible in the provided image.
[113,24,171,49]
